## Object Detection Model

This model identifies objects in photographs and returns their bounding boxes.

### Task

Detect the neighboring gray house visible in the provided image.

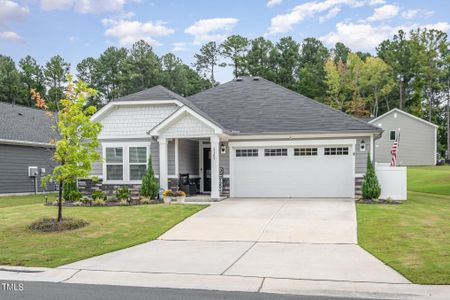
[0,102,57,194]
[369,108,438,166]
[86,77,381,199]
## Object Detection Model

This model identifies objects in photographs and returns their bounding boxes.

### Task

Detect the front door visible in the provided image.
[203,148,211,192]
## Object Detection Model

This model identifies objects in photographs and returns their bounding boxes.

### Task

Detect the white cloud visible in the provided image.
[367,4,400,22]
[185,17,238,44]
[102,18,174,46]
[368,0,385,6]
[267,0,283,8]
[401,9,433,20]
[40,0,126,14]
[319,7,341,23]
[0,0,29,22]
[321,21,450,51]
[0,1,29,43]
[267,0,364,34]
[172,42,187,52]
[0,30,24,42]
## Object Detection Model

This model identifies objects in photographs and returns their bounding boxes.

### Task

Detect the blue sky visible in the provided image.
[1,0,449,82]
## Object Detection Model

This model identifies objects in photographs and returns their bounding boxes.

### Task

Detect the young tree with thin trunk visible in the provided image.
[34,77,102,222]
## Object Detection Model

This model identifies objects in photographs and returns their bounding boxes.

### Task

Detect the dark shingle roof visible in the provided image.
[187,77,380,134]
[0,102,56,144]
[113,85,184,102]
[114,85,225,130]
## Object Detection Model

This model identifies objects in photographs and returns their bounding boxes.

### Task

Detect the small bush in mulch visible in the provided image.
[357,198,403,205]
[28,218,89,232]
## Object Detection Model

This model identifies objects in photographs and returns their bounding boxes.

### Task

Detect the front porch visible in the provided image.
[150,106,229,200]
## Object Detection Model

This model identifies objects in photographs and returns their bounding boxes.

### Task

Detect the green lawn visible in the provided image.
[0,193,57,208]
[357,166,450,284]
[0,199,206,267]
[408,165,450,195]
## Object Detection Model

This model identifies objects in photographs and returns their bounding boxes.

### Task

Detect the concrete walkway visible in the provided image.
[1,198,449,299]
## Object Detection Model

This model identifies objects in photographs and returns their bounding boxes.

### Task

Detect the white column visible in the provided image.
[159,137,168,190]
[174,138,179,176]
[210,135,220,199]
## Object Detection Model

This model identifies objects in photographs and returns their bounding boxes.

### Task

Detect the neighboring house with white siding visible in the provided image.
[369,108,438,166]
[85,77,382,199]
[0,102,57,194]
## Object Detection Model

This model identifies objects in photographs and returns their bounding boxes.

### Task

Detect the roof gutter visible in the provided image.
[0,139,55,148]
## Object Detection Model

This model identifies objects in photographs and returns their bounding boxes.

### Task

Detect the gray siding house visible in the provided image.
[0,102,57,194]
[369,108,437,166]
[85,77,381,199]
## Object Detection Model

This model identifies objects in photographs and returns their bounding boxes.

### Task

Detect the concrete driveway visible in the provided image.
[62,198,408,287]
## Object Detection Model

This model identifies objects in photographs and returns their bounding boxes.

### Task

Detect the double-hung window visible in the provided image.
[129,147,147,180]
[105,147,124,180]
[104,143,149,183]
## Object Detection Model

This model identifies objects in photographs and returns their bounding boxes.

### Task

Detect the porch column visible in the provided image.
[159,137,168,190]
[210,135,220,199]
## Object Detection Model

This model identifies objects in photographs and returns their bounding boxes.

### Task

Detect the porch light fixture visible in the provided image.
[220,143,226,154]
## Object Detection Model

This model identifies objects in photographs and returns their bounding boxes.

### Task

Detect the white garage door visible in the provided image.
[232,145,354,198]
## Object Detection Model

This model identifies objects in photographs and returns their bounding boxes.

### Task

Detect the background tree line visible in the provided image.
[1,27,449,156]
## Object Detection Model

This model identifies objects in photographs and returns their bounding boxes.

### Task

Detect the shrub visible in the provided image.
[140,198,151,204]
[93,199,105,206]
[81,197,91,205]
[66,190,82,201]
[72,201,82,206]
[362,156,381,200]
[141,155,159,199]
[63,181,78,200]
[91,190,106,201]
[115,188,129,200]
[119,199,128,206]
[29,217,88,232]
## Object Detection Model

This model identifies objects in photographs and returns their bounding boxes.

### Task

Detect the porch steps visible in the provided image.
[355,177,364,198]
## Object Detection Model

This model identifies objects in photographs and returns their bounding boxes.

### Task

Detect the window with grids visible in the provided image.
[324,147,349,156]
[264,148,288,156]
[129,147,147,180]
[106,147,123,180]
[294,148,318,156]
[236,149,258,157]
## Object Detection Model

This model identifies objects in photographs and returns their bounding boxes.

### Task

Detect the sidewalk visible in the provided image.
[0,265,449,299]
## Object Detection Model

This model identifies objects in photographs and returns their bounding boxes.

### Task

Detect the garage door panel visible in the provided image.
[232,146,354,198]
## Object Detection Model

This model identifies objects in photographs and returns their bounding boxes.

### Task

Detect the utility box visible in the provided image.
[28,166,39,177]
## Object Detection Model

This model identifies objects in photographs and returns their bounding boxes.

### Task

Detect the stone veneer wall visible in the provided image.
[79,177,230,197]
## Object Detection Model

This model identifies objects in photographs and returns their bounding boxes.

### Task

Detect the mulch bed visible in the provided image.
[46,199,162,207]
[356,198,403,205]
[28,217,89,232]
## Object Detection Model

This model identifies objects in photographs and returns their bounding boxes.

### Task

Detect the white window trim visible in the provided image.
[102,141,150,184]
[389,130,396,141]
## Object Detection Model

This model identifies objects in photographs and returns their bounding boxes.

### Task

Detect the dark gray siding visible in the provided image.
[0,144,56,193]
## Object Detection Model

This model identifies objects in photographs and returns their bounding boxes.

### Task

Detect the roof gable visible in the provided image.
[187,77,380,134]
[369,108,438,128]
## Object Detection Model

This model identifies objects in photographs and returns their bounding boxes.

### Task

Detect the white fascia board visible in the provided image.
[91,99,183,122]
[369,108,439,128]
[229,139,356,148]
[0,139,55,148]
[150,106,223,136]
[228,132,374,140]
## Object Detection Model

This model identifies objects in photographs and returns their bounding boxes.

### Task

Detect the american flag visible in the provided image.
[390,132,400,166]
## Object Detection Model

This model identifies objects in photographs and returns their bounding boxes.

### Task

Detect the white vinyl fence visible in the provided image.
[375,163,407,200]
